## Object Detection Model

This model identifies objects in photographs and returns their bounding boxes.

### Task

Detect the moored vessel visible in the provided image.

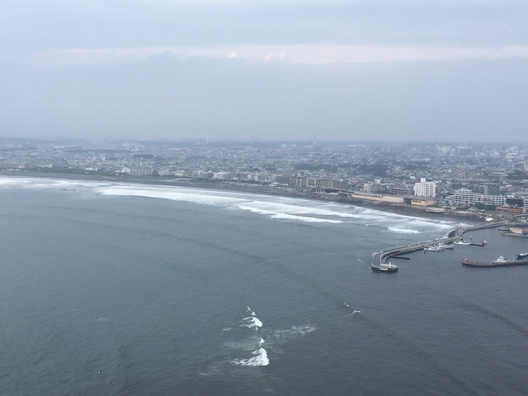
[462,257,528,268]
[371,261,398,273]
[493,256,509,263]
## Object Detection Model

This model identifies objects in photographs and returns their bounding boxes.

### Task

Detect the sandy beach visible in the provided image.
[1,170,484,224]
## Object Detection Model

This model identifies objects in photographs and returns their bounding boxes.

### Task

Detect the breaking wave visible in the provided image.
[388,227,421,234]
[0,176,466,231]
[242,316,263,330]
[228,308,269,367]
[234,346,269,367]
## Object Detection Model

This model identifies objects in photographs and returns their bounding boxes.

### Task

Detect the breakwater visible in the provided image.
[462,258,528,268]
[372,221,507,266]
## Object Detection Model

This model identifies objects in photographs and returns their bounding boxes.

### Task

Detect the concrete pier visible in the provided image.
[372,221,507,266]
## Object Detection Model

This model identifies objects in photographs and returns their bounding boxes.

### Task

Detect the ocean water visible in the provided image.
[1,177,528,396]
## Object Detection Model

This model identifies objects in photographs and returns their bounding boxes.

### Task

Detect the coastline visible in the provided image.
[0,171,483,225]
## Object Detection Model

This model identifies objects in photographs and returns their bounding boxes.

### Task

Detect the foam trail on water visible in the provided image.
[234,347,269,367]
[388,227,420,234]
[236,206,344,223]
[229,309,269,366]
[242,316,263,330]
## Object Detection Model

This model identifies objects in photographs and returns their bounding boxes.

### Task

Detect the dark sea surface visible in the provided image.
[1,177,528,396]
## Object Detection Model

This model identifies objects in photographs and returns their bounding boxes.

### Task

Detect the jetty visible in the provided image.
[371,221,506,267]
[462,258,528,268]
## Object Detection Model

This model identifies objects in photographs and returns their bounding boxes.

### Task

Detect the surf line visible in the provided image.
[242,307,263,332]
[233,307,269,366]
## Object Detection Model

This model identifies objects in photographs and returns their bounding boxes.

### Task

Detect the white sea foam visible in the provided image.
[0,176,111,190]
[235,205,343,223]
[387,227,420,234]
[224,337,262,350]
[97,186,247,207]
[0,177,466,230]
[242,316,263,329]
[270,213,343,224]
[267,325,316,343]
[246,307,256,316]
[233,347,269,367]
[237,201,359,218]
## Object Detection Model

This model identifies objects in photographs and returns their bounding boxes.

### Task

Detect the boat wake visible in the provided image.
[228,307,269,367]
[232,339,269,367]
[242,316,263,331]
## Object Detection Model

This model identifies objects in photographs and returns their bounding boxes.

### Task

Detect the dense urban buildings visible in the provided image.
[1,137,527,216]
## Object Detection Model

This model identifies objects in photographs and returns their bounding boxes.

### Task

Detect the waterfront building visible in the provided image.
[350,192,404,204]
[364,181,389,194]
[453,188,475,207]
[414,178,436,198]
[453,188,507,207]
[390,185,413,196]
[212,172,232,180]
[129,167,153,176]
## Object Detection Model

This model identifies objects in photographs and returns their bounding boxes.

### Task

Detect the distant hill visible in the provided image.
[0,137,89,145]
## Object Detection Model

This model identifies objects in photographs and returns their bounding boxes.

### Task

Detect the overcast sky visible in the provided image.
[0,0,527,142]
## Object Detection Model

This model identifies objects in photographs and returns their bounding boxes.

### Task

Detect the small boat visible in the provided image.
[424,245,442,252]
[371,262,398,273]
[493,256,509,263]
[517,252,528,260]
[453,240,470,246]
[424,243,449,252]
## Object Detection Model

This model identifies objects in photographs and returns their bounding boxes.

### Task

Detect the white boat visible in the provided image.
[493,256,509,263]
[453,240,470,246]
[424,243,449,252]
[424,245,441,252]
[371,261,398,273]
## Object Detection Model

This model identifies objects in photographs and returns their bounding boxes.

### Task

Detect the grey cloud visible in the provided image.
[1,0,526,142]
[0,56,526,141]
[1,0,527,52]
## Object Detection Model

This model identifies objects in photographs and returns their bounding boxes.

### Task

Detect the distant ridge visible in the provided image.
[0,137,89,145]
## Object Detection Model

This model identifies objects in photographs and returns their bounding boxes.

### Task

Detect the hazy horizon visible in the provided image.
[1,1,527,142]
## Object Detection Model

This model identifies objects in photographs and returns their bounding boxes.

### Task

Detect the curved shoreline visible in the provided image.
[0,171,485,225]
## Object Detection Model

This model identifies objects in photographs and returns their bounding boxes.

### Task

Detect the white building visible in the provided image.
[414,178,436,198]
[453,188,507,207]
[212,172,232,180]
